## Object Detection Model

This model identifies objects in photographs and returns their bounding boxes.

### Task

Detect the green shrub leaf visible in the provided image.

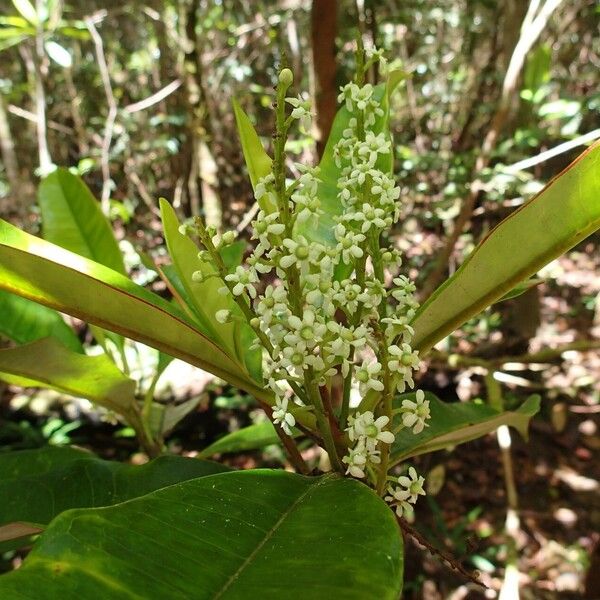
[0,470,403,599]
[0,289,82,352]
[38,168,126,275]
[412,141,600,352]
[390,393,540,465]
[0,447,229,540]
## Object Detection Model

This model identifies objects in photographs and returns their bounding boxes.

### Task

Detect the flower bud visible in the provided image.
[222,230,237,245]
[192,270,204,283]
[278,68,293,89]
[215,309,232,324]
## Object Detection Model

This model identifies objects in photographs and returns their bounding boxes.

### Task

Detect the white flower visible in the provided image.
[355,360,385,395]
[347,410,395,451]
[388,343,419,392]
[334,224,365,264]
[256,285,288,327]
[215,309,232,324]
[252,210,286,248]
[401,390,431,434]
[342,442,368,478]
[385,467,426,517]
[286,95,313,130]
[284,309,326,349]
[272,396,296,435]
[279,235,311,269]
[351,203,388,233]
[224,265,258,298]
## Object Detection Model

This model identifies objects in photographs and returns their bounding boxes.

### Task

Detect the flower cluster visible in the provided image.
[385,467,426,517]
[186,48,430,516]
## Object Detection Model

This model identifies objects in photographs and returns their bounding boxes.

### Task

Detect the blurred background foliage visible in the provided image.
[0,0,599,598]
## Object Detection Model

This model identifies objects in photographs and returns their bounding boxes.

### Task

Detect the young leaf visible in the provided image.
[38,168,126,275]
[0,219,266,402]
[412,142,600,352]
[232,97,272,190]
[0,471,403,599]
[390,393,540,465]
[0,337,137,416]
[0,447,229,540]
[0,289,82,352]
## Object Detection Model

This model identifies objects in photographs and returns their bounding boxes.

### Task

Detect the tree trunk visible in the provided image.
[0,92,20,193]
[311,0,337,158]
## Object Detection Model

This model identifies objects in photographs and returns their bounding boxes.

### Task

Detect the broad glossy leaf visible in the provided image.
[0,220,266,401]
[390,393,540,465]
[0,289,82,352]
[0,447,229,536]
[412,142,600,352]
[38,168,126,275]
[199,421,300,457]
[0,470,403,599]
[232,98,272,192]
[0,337,137,416]
[299,72,405,248]
[496,278,544,303]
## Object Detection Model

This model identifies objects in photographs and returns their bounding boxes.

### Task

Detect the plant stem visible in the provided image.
[307,373,344,472]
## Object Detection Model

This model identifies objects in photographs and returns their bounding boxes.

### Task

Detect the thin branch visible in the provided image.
[85,13,117,214]
[502,129,600,173]
[397,517,486,589]
[124,79,182,114]
[8,104,73,135]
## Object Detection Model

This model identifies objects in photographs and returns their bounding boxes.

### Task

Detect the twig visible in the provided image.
[501,129,600,173]
[85,13,117,214]
[258,400,310,475]
[124,79,182,114]
[7,104,73,135]
[397,517,486,589]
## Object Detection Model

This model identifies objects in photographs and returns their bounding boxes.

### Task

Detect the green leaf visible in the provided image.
[0,289,82,352]
[390,393,540,465]
[0,337,137,416]
[199,421,299,457]
[219,240,246,271]
[412,142,600,352]
[11,0,37,25]
[160,199,260,379]
[495,278,544,303]
[0,470,403,599]
[232,97,272,192]
[160,199,238,357]
[299,72,405,248]
[0,447,229,537]
[0,219,266,402]
[38,168,126,275]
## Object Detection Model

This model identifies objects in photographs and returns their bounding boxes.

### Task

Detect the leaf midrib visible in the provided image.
[212,475,332,599]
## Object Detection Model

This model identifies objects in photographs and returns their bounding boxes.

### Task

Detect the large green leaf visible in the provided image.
[0,337,137,416]
[0,219,266,401]
[390,393,540,465]
[38,168,126,275]
[412,142,600,352]
[0,447,229,537]
[232,98,272,191]
[0,470,403,599]
[0,289,82,352]
[299,72,404,247]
